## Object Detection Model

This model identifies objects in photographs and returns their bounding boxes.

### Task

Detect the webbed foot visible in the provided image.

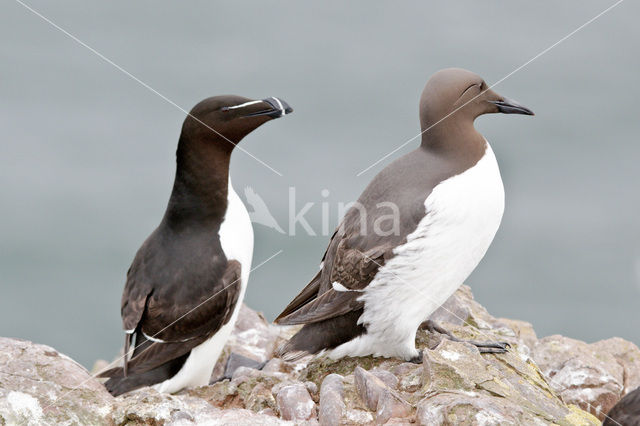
[422,320,510,354]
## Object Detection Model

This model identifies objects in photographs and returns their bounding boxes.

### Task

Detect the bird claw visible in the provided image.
[422,320,511,354]
[408,351,423,364]
[474,341,510,353]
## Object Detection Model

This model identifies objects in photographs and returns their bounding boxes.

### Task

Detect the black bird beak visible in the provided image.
[489,97,534,116]
[243,97,293,119]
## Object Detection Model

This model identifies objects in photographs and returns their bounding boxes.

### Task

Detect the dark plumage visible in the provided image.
[275,68,532,362]
[100,95,292,395]
[604,386,640,426]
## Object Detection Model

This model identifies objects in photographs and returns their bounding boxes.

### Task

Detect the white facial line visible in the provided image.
[124,328,135,334]
[271,96,285,115]
[225,99,263,110]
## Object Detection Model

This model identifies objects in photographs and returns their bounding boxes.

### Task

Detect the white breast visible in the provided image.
[331,142,504,360]
[154,178,254,393]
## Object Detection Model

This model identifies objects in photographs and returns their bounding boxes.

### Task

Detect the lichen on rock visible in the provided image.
[2,285,638,424]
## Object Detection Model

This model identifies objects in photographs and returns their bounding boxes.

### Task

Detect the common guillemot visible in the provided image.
[275,68,532,362]
[100,95,292,395]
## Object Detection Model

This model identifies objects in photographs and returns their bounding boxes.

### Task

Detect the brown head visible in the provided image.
[419,68,533,150]
[181,95,293,149]
[167,95,292,227]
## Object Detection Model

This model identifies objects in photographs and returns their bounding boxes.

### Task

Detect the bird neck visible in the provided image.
[420,119,485,157]
[162,133,231,231]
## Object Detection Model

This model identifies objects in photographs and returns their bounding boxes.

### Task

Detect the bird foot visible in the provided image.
[408,351,423,364]
[422,320,510,354]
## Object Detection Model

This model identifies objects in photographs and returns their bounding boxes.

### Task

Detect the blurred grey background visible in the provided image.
[1,1,638,368]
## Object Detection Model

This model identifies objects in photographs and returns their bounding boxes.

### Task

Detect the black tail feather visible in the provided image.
[277,310,365,360]
[100,352,190,396]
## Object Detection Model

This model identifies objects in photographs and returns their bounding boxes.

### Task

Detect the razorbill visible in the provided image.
[275,68,533,362]
[100,95,292,395]
[604,386,640,426]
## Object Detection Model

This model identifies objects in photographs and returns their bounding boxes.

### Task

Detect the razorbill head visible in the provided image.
[100,95,292,396]
[275,68,532,362]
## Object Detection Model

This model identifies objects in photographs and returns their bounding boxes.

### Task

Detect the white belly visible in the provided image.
[330,142,504,360]
[154,178,254,393]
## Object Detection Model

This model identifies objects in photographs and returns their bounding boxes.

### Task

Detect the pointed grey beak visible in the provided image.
[243,97,293,119]
[490,97,534,116]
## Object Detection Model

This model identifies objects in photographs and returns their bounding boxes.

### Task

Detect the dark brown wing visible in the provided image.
[275,269,322,321]
[276,149,442,328]
[102,259,241,378]
[275,210,395,325]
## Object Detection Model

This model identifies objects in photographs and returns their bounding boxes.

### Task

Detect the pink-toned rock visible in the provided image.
[276,383,316,421]
[112,387,289,425]
[354,366,391,410]
[416,391,527,425]
[375,388,412,424]
[591,337,640,395]
[353,367,411,424]
[392,363,423,393]
[210,304,307,383]
[319,374,345,426]
[533,335,623,419]
[0,337,113,425]
[370,368,399,389]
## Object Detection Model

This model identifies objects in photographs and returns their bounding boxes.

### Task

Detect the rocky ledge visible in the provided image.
[2,285,639,425]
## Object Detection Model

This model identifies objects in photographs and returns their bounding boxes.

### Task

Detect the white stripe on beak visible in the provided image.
[270,97,286,115]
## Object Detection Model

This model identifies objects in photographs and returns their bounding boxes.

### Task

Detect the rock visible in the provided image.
[375,388,411,424]
[276,383,316,421]
[591,337,640,394]
[112,387,290,425]
[354,367,411,423]
[319,374,345,426]
[416,390,575,425]
[419,339,600,425]
[210,304,286,382]
[305,381,318,398]
[370,368,399,389]
[5,287,638,424]
[0,337,113,425]
[496,318,538,353]
[223,352,266,380]
[392,363,423,392]
[532,335,626,419]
